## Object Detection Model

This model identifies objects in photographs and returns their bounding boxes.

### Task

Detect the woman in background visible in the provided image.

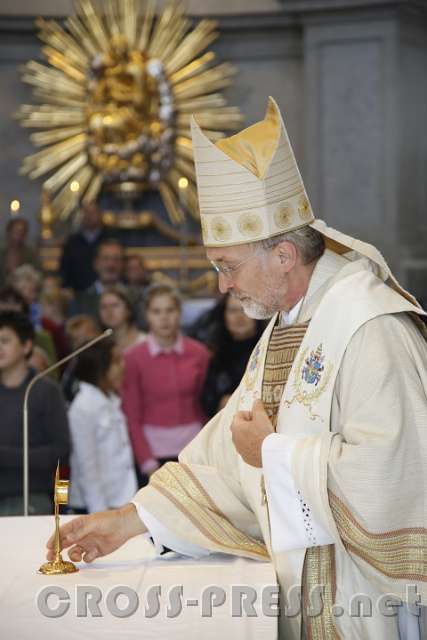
[9,264,43,329]
[68,337,137,513]
[40,289,70,361]
[0,218,41,284]
[62,314,100,403]
[29,345,50,373]
[122,284,210,484]
[99,285,145,353]
[202,293,265,417]
[0,283,57,376]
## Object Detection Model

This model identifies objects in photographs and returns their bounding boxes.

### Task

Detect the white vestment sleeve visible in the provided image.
[132,501,211,558]
[261,432,334,552]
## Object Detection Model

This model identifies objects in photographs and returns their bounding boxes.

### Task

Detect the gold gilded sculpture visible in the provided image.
[15,0,243,225]
[39,463,79,575]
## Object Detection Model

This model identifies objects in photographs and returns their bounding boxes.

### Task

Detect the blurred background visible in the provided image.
[0,0,426,297]
[0,0,426,515]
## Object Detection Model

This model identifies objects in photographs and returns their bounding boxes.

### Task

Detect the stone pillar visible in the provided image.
[0,34,42,238]
[293,0,427,293]
[214,14,304,162]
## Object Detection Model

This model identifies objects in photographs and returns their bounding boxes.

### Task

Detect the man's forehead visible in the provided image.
[206,244,251,262]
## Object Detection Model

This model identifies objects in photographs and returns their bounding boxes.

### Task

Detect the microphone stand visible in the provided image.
[22,328,113,516]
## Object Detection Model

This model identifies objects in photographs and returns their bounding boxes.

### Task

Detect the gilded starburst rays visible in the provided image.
[15,0,243,225]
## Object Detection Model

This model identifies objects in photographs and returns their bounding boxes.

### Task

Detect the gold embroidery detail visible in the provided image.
[150,462,269,559]
[274,203,292,229]
[210,215,232,242]
[298,194,312,221]
[284,346,333,421]
[260,474,267,505]
[237,212,263,238]
[244,341,262,390]
[330,492,427,581]
[262,322,309,429]
[303,545,340,639]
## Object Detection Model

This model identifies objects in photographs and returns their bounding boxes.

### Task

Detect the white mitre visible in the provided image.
[190,96,419,306]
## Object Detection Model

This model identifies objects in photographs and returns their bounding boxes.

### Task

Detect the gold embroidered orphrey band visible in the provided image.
[330,491,427,582]
[302,545,340,640]
[151,462,269,559]
[261,321,310,430]
[260,320,340,639]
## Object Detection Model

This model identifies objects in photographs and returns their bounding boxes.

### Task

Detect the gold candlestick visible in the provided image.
[39,462,79,575]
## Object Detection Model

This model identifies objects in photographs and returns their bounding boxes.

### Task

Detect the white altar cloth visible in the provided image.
[0,516,278,640]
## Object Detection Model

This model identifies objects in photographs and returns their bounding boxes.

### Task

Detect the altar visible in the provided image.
[0,516,278,639]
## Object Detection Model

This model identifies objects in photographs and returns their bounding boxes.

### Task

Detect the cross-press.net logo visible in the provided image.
[36,583,423,620]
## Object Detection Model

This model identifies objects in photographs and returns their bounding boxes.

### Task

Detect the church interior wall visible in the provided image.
[0,0,426,296]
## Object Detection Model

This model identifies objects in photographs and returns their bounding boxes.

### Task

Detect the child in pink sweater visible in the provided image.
[122,285,210,483]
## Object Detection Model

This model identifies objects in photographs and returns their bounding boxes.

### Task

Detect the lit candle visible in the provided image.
[10,199,21,214]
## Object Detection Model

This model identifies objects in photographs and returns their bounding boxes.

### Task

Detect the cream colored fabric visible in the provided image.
[133,390,271,561]
[268,256,427,639]
[191,96,314,247]
[133,250,427,639]
[191,97,420,307]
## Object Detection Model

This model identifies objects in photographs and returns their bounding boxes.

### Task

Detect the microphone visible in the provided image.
[22,328,113,516]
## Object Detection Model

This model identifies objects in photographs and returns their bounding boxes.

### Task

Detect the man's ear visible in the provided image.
[275,240,297,271]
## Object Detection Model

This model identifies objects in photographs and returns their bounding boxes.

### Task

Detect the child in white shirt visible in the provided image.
[69,337,137,513]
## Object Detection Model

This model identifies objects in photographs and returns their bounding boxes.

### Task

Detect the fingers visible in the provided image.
[69,544,99,563]
[68,545,84,562]
[46,517,81,549]
[46,543,83,563]
[46,539,86,562]
[46,515,91,551]
[83,547,99,563]
[47,542,99,564]
[231,411,253,441]
[69,544,98,563]
[45,513,105,564]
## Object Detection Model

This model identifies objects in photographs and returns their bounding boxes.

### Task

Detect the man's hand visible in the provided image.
[46,503,147,563]
[230,399,274,467]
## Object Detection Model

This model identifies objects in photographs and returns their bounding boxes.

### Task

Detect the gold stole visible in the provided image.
[261,320,339,640]
[262,321,310,429]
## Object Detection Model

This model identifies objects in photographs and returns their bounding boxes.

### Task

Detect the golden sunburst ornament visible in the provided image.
[15,0,243,226]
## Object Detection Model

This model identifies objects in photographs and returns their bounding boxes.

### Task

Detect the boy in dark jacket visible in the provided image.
[0,311,70,515]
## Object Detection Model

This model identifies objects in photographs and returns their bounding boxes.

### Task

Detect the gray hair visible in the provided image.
[256,226,325,265]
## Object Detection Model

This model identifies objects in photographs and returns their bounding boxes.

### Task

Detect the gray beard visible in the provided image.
[239,297,276,320]
[231,262,281,319]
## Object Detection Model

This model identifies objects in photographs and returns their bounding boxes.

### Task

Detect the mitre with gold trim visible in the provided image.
[190,97,418,306]
[191,96,314,247]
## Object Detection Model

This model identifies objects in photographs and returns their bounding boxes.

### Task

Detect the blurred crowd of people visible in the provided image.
[0,204,266,516]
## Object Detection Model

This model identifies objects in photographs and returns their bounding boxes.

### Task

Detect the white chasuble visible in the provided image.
[133,250,427,640]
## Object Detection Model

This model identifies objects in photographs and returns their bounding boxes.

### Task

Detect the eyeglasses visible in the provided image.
[210,250,259,279]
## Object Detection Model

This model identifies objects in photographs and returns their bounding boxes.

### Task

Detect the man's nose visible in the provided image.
[218,272,232,294]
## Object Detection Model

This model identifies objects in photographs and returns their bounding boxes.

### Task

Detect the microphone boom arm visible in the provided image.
[23,328,113,516]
